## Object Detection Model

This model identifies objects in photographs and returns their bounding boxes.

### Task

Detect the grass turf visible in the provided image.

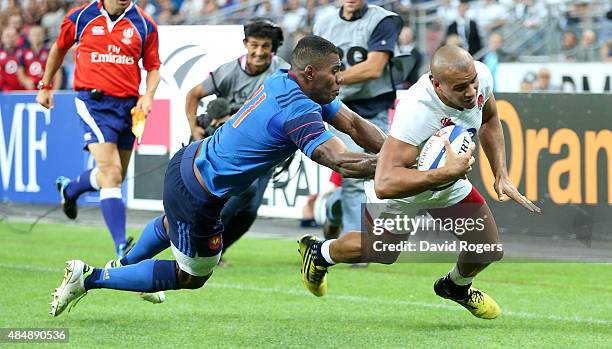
[0,221,611,348]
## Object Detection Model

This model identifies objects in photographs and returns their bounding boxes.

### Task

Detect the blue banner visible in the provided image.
[0,92,101,205]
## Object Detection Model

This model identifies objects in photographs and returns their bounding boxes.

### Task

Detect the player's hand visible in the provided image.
[494,175,541,213]
[191,126,206,141]
[443,139,475,180]
[136,94,154,116]
[36,89,54,109]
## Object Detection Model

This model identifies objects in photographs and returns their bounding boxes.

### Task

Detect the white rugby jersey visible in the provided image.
[366,61,494,209]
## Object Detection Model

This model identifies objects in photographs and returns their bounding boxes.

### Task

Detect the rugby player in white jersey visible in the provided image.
[298,45,540,319]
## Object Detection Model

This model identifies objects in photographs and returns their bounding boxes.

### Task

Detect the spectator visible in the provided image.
[560,31,578,62]
[40,0,65,42]
[532,68,560,92]
[0,27,26,91]
[312,0,337,26]
[471,0,508,37]
[20,25,62,90]
[137,0,158,18]
[575,29,599,62]
[483,32,515,90]
[282,0,308,34]
[446,1,482,55]
[397,26,423,88]
[601,40,612,62]
[6,12,29,48]
[437,0,459,29]
[444,33,463,47]
[520,71,536,92]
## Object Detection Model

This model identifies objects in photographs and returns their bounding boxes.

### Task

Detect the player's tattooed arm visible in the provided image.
[312,136,378,178]
[480,94,541,213]
[329,104,386,153]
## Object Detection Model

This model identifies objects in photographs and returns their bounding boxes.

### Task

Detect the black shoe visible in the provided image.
[117,236,134,259]
[56,176,78,220]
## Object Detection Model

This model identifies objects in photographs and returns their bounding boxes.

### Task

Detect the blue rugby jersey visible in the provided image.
[195,69,342,197]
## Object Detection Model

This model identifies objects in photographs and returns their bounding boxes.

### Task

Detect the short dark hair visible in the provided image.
[244,18,284,52]
[290,35,339,69]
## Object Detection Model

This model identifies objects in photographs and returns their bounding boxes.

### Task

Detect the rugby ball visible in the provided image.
[417,125,472,191]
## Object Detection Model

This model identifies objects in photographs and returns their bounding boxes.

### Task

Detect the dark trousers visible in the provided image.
[220,170,272,251]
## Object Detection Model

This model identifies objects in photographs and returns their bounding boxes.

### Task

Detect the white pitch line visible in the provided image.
[2,263,611,326]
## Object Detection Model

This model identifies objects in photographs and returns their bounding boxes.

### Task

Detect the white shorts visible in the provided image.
[171,242,220,277]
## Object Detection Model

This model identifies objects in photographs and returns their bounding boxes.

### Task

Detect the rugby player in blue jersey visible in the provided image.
[49,35,386,316]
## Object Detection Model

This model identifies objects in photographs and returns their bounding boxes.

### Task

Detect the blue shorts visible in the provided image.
[75,91,138,150]
[163,140,228,258]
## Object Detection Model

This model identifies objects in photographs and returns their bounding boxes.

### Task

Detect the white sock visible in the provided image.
[100,187,122,200]
[320,239,336,265]
[90,167,100,190]
[448,264,473,286]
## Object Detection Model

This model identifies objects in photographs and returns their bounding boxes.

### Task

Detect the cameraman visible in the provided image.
[186,18,288,139]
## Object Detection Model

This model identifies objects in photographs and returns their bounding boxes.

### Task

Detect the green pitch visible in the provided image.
[1,221,611,348]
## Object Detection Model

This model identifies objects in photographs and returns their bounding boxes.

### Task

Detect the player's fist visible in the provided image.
[443,138,475,180]
[36,89,54,109]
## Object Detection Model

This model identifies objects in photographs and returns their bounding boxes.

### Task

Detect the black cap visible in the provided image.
[206,98,231,120]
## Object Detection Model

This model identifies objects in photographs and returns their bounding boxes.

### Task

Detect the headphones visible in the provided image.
[243,18,284,53]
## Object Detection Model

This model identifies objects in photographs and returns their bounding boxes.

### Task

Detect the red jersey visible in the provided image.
[56,0,160,98]
[21,47,49,86]
[0,48,24,91]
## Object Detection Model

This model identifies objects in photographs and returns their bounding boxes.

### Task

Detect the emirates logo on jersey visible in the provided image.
[122,28,134,45]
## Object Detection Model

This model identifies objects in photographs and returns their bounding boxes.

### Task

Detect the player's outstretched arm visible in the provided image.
[185,84,210,140]
[479,95,541,213]
[312,136,378,178]
[329,104,386,153]
[36,43,69,109]
[374,136,474,199]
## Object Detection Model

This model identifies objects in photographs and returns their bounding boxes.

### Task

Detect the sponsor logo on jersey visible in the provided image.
[92,25,105,35]
[122,28,134,45]
[91,52,135,65]
[5,60,18,74]
[440,117,455,127]
[209,235,222,250]
[0,52,6,60]
[25,51,33,60]
[28,61,42,76]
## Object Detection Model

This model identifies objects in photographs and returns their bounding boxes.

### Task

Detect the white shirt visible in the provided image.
[366,61,494,209]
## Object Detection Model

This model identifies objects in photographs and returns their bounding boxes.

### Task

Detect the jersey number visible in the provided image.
[337,46,368,70]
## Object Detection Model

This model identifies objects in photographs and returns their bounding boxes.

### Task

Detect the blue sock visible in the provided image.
[121,216,170,265]
[64,168,99,200]
[84,260,178,292]
[100,188,126,248]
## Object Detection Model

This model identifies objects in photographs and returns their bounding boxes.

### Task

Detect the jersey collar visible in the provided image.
[98,0,134,31]
[339,3,368,21]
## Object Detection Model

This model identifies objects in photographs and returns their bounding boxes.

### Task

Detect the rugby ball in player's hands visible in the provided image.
[417,125,472,191]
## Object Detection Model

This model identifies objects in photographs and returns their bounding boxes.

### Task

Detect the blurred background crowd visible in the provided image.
[0,0,610,91]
